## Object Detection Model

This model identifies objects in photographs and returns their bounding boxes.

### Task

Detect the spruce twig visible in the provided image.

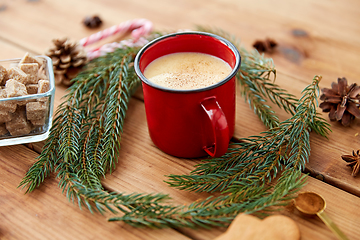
[166,76,330,194]
[110,169,306,228]
[19,30,330,229]
[114,76,327,228]
[19,48,139,192]
[196,26,298,128]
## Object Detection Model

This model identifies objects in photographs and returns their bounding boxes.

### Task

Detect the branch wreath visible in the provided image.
[19,27,330,228]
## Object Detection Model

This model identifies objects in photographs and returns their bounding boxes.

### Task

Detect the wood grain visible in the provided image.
[0,145,192,240]
[1,0,359,82]
[101,98,360,240]
[0,0,360,239]
[1,98,358,240]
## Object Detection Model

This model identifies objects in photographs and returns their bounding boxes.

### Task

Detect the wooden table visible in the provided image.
[1,0,360,239]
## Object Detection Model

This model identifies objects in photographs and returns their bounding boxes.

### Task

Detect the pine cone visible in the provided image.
[253,38,278,53]
[83,15,103,29]
[319,77,360,126]
[45,38,87,86]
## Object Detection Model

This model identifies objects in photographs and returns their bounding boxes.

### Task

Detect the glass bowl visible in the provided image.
[0,55,55,146]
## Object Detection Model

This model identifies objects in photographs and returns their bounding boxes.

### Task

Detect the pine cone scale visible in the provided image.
[337,77,347,95]
[331,82,338,91]
[335,104,346,121]
[329,107,336,121]
[72,59,84,67]
[347,102,360,118]
[54,69,67,74]
[341,112,352,126]
[319,102,332,111]
[51,57,60,65]
[60,55,71,63]
[324,96,342,103]
[59,63,71,68]
[321,88,338,96]
[349,85,360,98]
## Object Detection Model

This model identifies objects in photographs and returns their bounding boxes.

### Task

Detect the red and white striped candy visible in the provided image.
[86,37,150,60]
[79,18,153,47]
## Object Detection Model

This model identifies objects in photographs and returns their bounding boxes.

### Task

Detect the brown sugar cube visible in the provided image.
[26,84,38,94]
[19,52,43,66]
[7,67,29,84]
[5,108,32,136]
[30,118,46,126]
[20,63,39,75]
[0,65,7,86]
[37,80,50,102]
[7,107,27,126]
[5,79,27,97]
[37,80,50,93]
[0,101,17,113]
[20,63,39,84]
[17,99,35,106]
[4,79,30,106]
[0,89,17,113]
[0,123,9,136]
[0,110,12,123]
[6,124,33,136]
[26,101,48,121]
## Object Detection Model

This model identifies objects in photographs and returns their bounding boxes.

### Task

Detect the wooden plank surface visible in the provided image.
[0,0,360,239]
[101,98,360,240]
[0,144,191,240]
[1,98,359,240]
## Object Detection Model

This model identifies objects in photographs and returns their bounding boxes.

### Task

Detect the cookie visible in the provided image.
[214,214,300,240]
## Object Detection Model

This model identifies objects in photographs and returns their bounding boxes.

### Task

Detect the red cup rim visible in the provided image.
[134,31,241,93]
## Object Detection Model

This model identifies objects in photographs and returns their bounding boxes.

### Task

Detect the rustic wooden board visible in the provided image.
[101,99,360,240]
[232,74,360,197]
[1,0,360,239]
[100,98,360,240]
[1,0,359,82]
[0,144,192,240]
[182,180,360,240]
[133,74,360,197]
[0,39,33,59]
[1,98,358,240]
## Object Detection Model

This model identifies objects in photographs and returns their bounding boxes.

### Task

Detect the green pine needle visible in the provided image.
[196,26,298,129]
[18,30,330,229]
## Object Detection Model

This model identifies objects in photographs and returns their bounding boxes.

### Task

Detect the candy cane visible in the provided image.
[86,37,150,60]
[79,18,153,47]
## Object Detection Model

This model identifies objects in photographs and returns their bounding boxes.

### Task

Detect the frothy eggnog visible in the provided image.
[143,52,232,90]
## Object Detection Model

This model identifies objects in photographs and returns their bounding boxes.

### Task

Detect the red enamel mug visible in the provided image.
[134,32,241,158]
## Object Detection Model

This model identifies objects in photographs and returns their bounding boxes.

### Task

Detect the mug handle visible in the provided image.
[200,96,229,157]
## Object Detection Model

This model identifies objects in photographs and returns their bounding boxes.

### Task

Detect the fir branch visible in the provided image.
[238,73,280,129]
[20,30,330,230]
[109,76,327,229]
[78,118,104,190]
[239,50,297,115]
[166,76,329,194]
[237,52,281,129]
[18,122,60,193]
[196,26,298,128]
[59,170,172,215]
[19,47,141,192]
[99,53,136,174]
[110,168,306,228]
